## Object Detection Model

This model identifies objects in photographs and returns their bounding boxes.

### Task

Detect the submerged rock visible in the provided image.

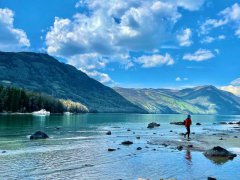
[106,131,111,135]
[219,122,227,125]
[204,146,237,159]
[2,151,6,153]
[177,146,183,151]
[30,131,49,140]
[162,143,168,147]
[136,136,140,139]
[170,122,184,125]
[136,147,142,150]
[147,122,160,128]
[121,141,133,145]
[196,123,201,125]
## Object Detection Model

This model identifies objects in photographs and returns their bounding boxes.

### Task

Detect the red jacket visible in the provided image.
[184,118,192,128]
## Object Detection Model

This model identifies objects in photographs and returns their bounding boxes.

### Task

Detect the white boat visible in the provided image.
[64,111,72,115]
[32,109,50,116]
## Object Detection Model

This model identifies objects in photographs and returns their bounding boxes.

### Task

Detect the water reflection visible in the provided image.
[204,155,233,165]
[185,149,192,162]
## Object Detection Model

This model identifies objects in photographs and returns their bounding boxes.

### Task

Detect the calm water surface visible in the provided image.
[0,114,239,180]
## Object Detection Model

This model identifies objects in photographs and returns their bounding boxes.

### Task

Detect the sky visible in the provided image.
[0,0,240,95]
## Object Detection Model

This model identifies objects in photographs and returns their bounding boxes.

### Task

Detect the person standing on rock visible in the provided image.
[184,115,192,140]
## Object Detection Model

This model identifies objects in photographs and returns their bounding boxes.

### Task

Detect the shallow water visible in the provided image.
[0,114,239,180]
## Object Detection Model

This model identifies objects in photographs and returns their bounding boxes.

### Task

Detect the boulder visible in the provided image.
[170,122,184,125]
[136,147,142,150]
[196,123,201,125]
[136,136,140,139]
[147,122,160,128]
[30,131,49,140]
[2,151,6,153]
[108,148,116,152]
[121,141,133,145]
[208,177,217,180]
[204,146,237,159]
[106,131,111,135]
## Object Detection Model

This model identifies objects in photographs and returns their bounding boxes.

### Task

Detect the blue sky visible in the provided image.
[0,0,240,94]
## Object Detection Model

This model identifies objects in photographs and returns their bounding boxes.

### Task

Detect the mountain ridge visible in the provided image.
[0,51,146,113]
[114,86,240,115]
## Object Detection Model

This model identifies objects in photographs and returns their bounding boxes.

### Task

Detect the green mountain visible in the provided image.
[0,52,146,113]
[114,86,240,114]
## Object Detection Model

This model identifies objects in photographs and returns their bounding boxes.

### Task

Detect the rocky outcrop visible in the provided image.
[106,131,111,135]
[204,146,237,159]
[108,148,116,152]
[147,122,160,128]
[121,141,133,145]
[30,131,49,140]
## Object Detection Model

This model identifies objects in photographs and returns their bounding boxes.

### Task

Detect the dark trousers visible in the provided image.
[186,127,190,138]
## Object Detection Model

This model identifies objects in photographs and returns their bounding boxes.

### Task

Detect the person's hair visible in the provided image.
[188,115,191,118]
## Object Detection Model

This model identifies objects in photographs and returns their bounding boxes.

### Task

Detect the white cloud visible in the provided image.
[174,0,205,11]
[220,85,240,96]
[86,70,112,84]
[183,49,216,61]
[46,1,184,57]
[220,77,240,96]
[201,35,226,44]
[235,28,240,38]
[214,49,220,54]
[201,36,214,44]
[176,77,181,81]
[177,28,193,47]
[135,53,174,68]
[200,3,240,36]
[80,68,113,84]
[0,8,30,51]
[218,35,226,40]
[68,53,107,71]
[45,0,205,83]
[231,78,240,86]
[176,77,188,81]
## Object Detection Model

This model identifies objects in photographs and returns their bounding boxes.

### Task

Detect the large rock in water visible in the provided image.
[30,131,49,140]
[121,141,133,145]
[204,146,237,159]
[147,122,160,128]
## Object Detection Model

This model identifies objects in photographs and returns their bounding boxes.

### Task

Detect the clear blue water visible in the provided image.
[0,114,239,180]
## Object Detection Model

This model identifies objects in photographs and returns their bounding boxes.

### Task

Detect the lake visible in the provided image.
[0,114,239,180]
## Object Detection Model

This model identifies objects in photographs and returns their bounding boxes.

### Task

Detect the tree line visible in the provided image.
[0,86,88,113]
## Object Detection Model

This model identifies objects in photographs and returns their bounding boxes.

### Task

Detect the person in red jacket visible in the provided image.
[184,115,192,140]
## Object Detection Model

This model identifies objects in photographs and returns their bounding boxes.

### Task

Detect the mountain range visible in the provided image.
[0,52,145,113]
[114,86,240,114]
[1,51,240,115]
